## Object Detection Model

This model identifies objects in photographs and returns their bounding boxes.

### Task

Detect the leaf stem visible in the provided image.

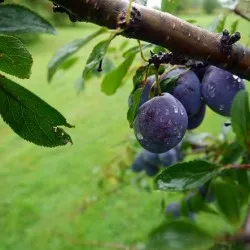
[126,0,134,25]
[137,40,148,62]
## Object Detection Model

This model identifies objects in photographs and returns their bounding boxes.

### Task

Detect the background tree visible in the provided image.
[203,0,220,14]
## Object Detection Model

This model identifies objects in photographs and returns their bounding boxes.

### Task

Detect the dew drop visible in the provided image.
[208,84,216,98]
[137,132,143,140]
[219,104,224,111]
[173,106,178,113]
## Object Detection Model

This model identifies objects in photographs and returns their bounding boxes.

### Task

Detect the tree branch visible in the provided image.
[51,0,250,81]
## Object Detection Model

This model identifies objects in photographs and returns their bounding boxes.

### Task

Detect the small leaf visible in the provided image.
[147,220,213,250]
[231,90,250,152]
[161,0,180,13]
[207,14,227,32]
[101,54,136,96]
[212,179,241,225]
[0,75,73,147]
[0,4,56,34]
[0,34,33,79]
[230,19,240,34]
[48,28,105,82]
[127,88,143,128]
[83,38,112,80]
[155,160,220,191]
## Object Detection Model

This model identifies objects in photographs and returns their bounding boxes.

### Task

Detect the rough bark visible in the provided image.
[51,0,250,81]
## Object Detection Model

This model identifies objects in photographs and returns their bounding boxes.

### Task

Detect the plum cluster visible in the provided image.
[130,65,245,154]
[131,144,182,176]
[166,184,214,219]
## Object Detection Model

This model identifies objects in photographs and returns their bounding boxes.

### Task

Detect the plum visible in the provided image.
[166,202,181,218]
[141,150,160,165]
[134,93,188,153]
[191,65,209,82]
[144,162,159,176]
[131,152,145,172]
[201,66,245,117]
[188,102,206,130]
[158,148,178,167]
[139,75,156,107]
[160,68,202,117]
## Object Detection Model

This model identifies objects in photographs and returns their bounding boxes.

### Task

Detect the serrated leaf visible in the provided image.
[48,28,105,82]
[161,0,180,13]
[0,75,73,147]
[135,0,148,6]
[147,220,213,250]
[127,88,143,127]
[155,160,220,191]
[231,90,250,152]
[101,54,136,96]
[0,4,56,34]
[83,38,112,80]
[0,34,33,79]
[212,179,241,225]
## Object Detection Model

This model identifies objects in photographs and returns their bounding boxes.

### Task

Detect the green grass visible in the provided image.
[0,14,249,250]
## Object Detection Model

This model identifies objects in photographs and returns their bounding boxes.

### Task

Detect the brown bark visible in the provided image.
[51,0,250,81]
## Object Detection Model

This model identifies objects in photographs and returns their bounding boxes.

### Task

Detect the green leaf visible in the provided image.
[147,220,213,250]
[207,14,227,32]
[0,34,33,79]
[82,38,112,80]
[101,54,136,96]
[161,0,180,13]
[132,65,155,90]
[0,75,73,147]
[135,0,148,6]
[230,19,240,34]
[212,179,241,225]
[0,4,56,34]
[155,160,220,191]
[48,28,105,82]
[220,141,243,164]
[231,90,250,152]
[60,57,79,71]
[127,88,143,128]
[123,43,152,58]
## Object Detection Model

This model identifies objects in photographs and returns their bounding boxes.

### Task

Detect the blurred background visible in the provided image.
[0,0,249,250]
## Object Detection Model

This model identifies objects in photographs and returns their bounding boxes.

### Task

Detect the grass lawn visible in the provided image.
[0,13,249,250]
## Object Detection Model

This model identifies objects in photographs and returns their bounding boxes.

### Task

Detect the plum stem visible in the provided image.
[138,40,148,62]
[126,0,133,25]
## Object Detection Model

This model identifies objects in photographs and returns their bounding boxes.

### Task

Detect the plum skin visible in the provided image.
[158,148,178,167]
[160,68,202,117]
[133,93,188,153]
[188,102,206,130]
[201,66,245,117]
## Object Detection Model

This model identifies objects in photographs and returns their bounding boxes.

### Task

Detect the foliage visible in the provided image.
[203,0,220,14]
[1,0,250,250]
